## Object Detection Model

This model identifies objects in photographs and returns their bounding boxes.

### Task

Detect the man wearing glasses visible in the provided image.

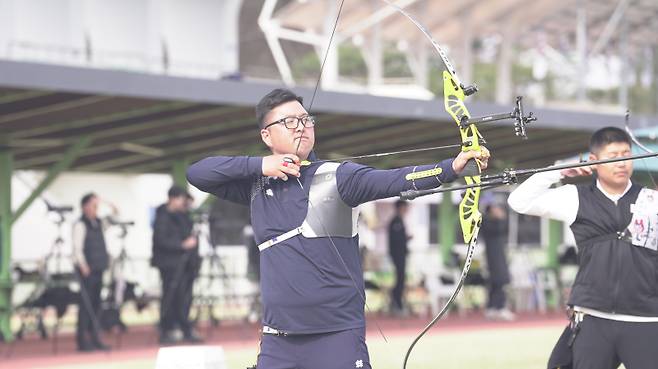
[187,88,490,369]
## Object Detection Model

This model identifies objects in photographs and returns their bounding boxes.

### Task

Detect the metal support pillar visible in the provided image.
[619,14,629,108]
[0,148,13,342]
[366,0,383,90]
[460,7,474,85]
[440,194,456,266]
[321,0,340,90]
[412,0,429,89]
[576,0,588,101]
[259,0,295,85]
[654,45,658,114]
[496,22,514,104]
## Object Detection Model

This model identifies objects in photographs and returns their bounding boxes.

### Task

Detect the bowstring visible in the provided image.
[293,0,388,343]
[625,110,657,189]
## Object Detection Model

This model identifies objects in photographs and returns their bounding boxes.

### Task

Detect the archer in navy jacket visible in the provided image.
[187,89,490,335]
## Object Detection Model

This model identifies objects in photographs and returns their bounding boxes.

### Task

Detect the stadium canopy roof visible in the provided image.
[1,59,656,174]
[276,0,658,54]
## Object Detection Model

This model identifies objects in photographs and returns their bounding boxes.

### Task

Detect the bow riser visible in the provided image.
[443,71,483,244]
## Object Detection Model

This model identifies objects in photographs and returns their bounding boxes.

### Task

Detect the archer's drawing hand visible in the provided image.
[262,154,301,181]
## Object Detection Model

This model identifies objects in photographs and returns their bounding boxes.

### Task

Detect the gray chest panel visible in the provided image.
[301,162,359,238]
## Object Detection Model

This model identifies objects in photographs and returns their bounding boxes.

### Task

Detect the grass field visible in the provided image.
[40,324,566,369]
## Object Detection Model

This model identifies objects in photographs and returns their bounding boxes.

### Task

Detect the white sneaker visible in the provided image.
[496,308,516,321]
[484,308,516,321]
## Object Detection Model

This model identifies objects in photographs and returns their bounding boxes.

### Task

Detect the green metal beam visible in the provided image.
[0,147,13,341]
[0,95,109,125]
[440,193,456,266]
[10,101,192,139]
[0,90,52,104]
[200,195,216,209]
[547,219,563,269]
[77,128,259,172]
[14,107,246,169]
[11,136,92,224]
[546,219,564,309]
[171,158,190,189]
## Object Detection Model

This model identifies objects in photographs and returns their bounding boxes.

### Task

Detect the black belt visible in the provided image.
[579,230,631,248]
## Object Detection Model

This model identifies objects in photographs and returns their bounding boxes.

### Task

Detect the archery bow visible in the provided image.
[372,2,535,368]
[624,110,657,188]
[294,1,536,367]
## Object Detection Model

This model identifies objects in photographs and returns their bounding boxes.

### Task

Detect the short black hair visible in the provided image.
[168,186,187,199]
[80,192,97,208]
[590,127,631,154]
[255,88,304,128]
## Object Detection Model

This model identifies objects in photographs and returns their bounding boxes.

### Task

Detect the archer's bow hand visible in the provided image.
[555,158,593,178]
[452,146,490,174]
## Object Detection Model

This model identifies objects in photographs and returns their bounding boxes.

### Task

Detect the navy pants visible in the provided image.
[257,327,371,369]
[573,315,658,369]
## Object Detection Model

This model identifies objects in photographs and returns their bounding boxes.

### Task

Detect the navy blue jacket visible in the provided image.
[187,153,457,334]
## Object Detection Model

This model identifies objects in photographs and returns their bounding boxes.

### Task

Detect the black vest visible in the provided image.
[81,216,109,272]
[569,181,658,316]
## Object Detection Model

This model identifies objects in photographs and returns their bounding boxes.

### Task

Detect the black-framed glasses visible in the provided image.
[264,115,315,130]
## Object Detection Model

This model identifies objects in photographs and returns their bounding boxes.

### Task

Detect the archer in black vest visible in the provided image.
[72,193,114,352]
[509,127,658,369]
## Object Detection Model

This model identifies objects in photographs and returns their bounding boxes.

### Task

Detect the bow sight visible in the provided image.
[459,96,537,140]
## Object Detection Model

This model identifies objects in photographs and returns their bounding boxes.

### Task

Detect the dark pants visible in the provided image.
[257,327,371,369]
[76,270,104,348]
[486,281,506,309]
[158,266,196,336]
[573,315,658,369]
[390,252,406,311]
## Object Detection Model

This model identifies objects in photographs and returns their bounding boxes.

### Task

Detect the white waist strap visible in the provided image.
[262,326,288,336]
[574,306,658,322]
[257,226,305,252]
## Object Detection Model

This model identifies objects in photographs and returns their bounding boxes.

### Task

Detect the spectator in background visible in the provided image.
[72,193,115,351]
[480,198,515,321]
[388,200,411,315]
[152,186,202,344]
